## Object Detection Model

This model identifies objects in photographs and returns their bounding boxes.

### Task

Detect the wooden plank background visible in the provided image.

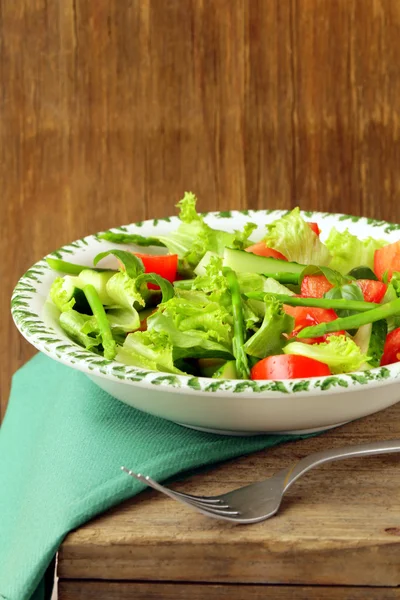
[2,0,400,419]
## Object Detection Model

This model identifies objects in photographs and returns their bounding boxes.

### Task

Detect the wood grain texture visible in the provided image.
[58,581,400,600]
[58,404,400,587]
[2,1,400,418]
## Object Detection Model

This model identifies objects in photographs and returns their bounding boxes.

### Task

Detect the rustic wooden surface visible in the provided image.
[2,0,400,420]
[58,581,400,600]
[58,403,400,592]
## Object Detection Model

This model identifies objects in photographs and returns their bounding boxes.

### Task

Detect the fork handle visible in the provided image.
[284,439,400,491]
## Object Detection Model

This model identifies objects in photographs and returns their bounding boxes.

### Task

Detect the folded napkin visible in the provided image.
[0,354,312,600]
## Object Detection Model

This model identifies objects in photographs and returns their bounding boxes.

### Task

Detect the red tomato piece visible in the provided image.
[356,279,387,304]
[374,241,400,282]
[301,275,333,298]
[283,305,342,344]
[381,328,400,366]
[283,306,338,328]
[251,354,331,380]
[245,242,287,260]
[307,222,320,236]
[134,253,178,288]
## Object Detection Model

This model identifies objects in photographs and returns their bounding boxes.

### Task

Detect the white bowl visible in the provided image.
[11,209,400,435]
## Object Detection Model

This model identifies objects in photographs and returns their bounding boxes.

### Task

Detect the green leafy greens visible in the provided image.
[263,208,331,266]
[284,335,369,374]
[324,228,386,274]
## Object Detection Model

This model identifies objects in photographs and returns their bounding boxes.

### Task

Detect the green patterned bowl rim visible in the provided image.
[11,208,400,396]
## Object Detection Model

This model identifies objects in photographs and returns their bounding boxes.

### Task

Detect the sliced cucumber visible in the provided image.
[78,269,115,305]
[353,320,387,368]
[223,248,305,278]
[212,360,238,379]
[262,277,295,296]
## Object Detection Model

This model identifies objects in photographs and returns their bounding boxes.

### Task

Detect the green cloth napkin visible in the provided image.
[0,354,311,600]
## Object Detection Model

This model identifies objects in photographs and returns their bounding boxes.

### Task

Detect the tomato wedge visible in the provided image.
[356,279,387,304]
[307,222,320,236]
[381,328,400,366]
[245,242,287,260]
[134,253,178,286]
[374,241,400,282]
[283,305,344,344]
[283,305,338,329]
[251,354,331,380]
[301,275,333,298]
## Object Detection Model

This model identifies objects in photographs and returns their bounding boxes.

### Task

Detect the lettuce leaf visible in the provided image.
[106,271,146,310]
[324,228,387,274]
[192,255,231,306]
[156,192,256,268]
[105,308,140,333]
[243,301,261,330]
[263,208,331,266]
[59,310,101,351]
[151,295,232,346]
[232,222,258,250]
[283,335,368,374]
[244,298,294,359]
[116,330,183,373]
[50,276,82,312]
[147,290,234,361]
[148,311,232,359]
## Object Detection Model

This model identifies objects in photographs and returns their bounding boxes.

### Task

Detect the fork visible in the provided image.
[122,439,400,524]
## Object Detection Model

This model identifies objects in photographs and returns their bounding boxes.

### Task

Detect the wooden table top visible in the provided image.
[58,403,400,598]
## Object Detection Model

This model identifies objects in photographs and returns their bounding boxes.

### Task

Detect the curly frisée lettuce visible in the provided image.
[116,330,183,373]
[156,192,256,269]
[148,295,233,349]
[263,208,331,266]
[284,335,369,374]
[192,255,231,306]
[324,228,386,274]
[59,310,101,351]
[244,298,294,359]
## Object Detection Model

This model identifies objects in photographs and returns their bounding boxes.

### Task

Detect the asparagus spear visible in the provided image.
[223,267,250,379]
[98,231,166,247]
[46,258,110,275]
[298,297,400,338]
[245,292,379,312]
[83,284,117,360]
[266,272,300,285]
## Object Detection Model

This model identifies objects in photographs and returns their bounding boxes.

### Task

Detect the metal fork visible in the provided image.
[122,439,400,524]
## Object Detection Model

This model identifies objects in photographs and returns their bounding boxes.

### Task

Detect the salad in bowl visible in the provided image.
[11,195,400,433]
[46,193,400,382]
